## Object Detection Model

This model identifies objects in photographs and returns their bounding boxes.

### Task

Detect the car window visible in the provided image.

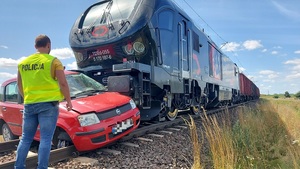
[5,82,18,102]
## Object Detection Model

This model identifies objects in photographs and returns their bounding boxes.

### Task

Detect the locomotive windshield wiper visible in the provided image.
[100,0,113,24]
[86,0,113,33]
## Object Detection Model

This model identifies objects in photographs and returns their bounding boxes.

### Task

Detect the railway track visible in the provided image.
[0,103,246,168]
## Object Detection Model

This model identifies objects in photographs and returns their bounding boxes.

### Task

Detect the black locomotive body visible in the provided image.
[69,0,258,121]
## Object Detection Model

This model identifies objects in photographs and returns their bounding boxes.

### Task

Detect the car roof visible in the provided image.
[1,70,80,87]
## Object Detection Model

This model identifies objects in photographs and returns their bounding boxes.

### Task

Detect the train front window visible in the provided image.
[82,0,138,29]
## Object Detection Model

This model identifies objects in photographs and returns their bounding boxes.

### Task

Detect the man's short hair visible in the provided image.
[35,35,51,48]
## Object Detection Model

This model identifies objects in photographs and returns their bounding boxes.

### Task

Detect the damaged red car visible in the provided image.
[0,70,140,151]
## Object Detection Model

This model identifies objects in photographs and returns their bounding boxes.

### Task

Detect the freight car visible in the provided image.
[69,0,259,121]
[239,73,260,101]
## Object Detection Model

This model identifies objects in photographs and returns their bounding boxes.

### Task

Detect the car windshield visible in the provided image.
[66,73,107,97]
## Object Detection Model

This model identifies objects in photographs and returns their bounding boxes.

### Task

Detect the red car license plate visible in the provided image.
[112,118,133,134]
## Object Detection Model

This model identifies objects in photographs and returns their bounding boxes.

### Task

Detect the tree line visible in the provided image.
[272,91,300,99]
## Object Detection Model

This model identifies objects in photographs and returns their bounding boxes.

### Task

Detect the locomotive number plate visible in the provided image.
[88,46,114,61]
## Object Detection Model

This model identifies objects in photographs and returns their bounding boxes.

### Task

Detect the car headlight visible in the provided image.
[129,99,136,109]
[78,113,100,127]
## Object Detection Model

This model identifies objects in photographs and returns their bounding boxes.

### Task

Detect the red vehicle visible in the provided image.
[0,70,140,151]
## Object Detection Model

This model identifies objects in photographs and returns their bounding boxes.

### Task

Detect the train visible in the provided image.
[69,0,260,121]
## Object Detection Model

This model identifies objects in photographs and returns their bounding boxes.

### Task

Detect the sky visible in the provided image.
[0,0,299,95]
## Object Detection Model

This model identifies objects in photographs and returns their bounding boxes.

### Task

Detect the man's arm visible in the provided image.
[56,69,72,111]
[17,70,24,97]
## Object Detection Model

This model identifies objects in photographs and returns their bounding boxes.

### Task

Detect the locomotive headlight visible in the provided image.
[78,113,100,127]
[123,43,134,55]
[133,41,145,54]
[129,99,137,109]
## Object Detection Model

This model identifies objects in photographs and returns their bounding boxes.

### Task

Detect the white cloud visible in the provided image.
[286,73,300,80]
[284,59,300,71]
[284,59,300,80]
[268,74,278,79]
[0,47,74,70]
[239,67,246,73]
[262,79,275,83]
[222,42,240,52]
[0,57,25,68]
[50,48,74,60]
[0,72,17,85]
[271,51,278,55]
[259,70,278,80]
[294,50,300,54]
[222,40,263,52]
[66,61,78,70]
[243,40,263,50]
[273,46,282,49]
[0,72,16,79]
[262,49,267,52]
[284,58,300,65]
[259,70,275,75]
[291,65,300,71]
[0,45,8,49]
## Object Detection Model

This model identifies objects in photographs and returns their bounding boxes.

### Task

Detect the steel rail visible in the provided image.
[0,145,78,169]
[0,139,19,154]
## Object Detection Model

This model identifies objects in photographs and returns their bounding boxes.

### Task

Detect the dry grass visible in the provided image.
[184,115,204,169]
[201,109,236,169]
[186,98,300,169]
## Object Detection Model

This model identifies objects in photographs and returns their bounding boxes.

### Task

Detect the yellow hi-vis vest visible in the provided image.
[18,53,64,104]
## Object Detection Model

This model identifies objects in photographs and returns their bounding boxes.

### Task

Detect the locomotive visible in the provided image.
[69,0,259,121]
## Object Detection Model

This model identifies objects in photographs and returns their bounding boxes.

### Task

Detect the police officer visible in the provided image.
[15,34,73,169]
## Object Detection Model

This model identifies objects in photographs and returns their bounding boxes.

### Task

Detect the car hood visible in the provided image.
[60,92,131,114]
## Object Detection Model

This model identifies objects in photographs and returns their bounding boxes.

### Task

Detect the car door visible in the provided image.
[2,81,24,136]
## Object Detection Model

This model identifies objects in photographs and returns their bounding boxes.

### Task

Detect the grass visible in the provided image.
[184,115,204,169]
[186,98,300,169]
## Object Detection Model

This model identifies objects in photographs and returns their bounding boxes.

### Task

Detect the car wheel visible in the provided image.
[57,140,70,148]
[2,123,19,141]
[52,130,72,149]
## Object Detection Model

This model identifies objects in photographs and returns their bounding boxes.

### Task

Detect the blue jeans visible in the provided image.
[15,101,59,169]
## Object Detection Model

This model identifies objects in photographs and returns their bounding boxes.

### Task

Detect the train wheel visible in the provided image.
[2,123,18,141]
[166,107,178,121]
[191,105,201,115]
